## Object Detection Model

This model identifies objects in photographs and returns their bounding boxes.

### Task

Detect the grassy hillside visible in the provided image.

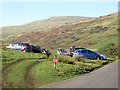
[14,12,118,58]
[1,16,93,39]
[2,49,114,88]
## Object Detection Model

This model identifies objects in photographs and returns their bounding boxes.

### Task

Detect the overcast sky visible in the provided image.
[1,1,118,27]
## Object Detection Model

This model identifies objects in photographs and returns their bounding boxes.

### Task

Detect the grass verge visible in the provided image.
[2,49,116,88]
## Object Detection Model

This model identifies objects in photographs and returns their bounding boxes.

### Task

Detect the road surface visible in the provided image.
[42,61,118,88]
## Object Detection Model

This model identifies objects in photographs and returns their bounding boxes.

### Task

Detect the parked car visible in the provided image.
[22,44,34,52]
[6,42,51,57]
[6,42,29,50]
[57,48,67,54]
[30,45,42,53]
[21,44,44,53]
[6,42,42,53]
[73,48,106,60]
[68,47,86,57]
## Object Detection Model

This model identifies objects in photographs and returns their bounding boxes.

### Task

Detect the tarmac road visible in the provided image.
[42,61,118,88]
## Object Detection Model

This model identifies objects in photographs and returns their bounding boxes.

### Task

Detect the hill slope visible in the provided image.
[1,16,94,39]
[2,12,118,57]
[15,12,118,57]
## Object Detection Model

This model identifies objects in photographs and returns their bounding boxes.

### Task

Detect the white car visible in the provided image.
[6,42,29,50]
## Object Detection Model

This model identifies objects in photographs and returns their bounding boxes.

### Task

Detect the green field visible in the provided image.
[2,49,46,66]
[2,49,115,88]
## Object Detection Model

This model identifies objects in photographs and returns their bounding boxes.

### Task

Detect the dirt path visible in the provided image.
[24,59,48,88]
[24,61,40,88]
[2,57,48,88]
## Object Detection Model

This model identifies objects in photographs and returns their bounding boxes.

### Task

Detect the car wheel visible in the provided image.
[23,50,26,52]
[96,56,100,60]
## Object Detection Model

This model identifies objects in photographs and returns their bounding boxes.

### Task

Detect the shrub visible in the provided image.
[74,56,84,61]
[57,55,75,65]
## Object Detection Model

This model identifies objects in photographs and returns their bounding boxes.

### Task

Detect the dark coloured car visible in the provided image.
[73,48,106,60]
[30,45,42,53]
[22,44,42,53]
[21,43,32,52]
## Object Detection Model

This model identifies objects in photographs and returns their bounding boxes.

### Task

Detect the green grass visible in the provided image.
[2,49,46,65]
[88,37,118,49]
[29,56,113,87]
[2,49,115,88]
[3,60,36,88]
[30,61,67,87]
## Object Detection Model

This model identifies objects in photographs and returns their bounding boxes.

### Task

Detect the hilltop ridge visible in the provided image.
[2,16,94,39]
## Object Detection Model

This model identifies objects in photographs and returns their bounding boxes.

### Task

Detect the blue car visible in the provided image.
[73,49,106,60]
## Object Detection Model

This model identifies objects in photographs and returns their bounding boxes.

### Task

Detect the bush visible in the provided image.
[73,56,84,61]
[57,55,75,65]
[57,61,104,77]
[98,43,118,58]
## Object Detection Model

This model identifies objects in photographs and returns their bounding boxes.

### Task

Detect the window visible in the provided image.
[75,50,78,53]
[81,50,86,53]
[87,50,95,54]
[18,43,21,46]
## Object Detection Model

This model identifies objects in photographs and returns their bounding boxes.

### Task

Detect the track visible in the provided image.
[24,58,48,88]
[2,57,48,88]
[2,57,47,74]
[24,61,40,88]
